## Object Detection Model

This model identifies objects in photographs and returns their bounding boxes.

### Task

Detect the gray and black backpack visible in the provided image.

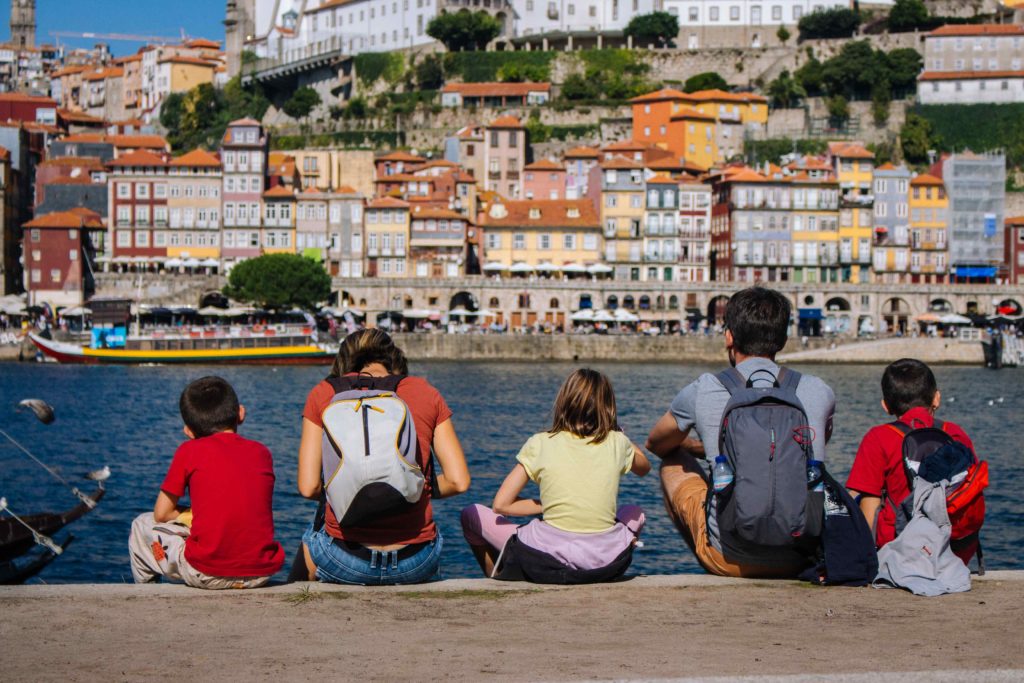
[320,374,424,527]
[709,367,820,549]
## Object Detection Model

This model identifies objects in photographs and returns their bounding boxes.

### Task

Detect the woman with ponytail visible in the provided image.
[297,329,471,584]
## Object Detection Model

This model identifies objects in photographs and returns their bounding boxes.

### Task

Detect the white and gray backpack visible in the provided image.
[320,374,424,527]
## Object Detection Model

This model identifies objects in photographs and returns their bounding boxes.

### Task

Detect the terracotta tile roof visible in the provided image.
[185,38,222,49]
[336,185,359,194]
[789,171,836,184]
[417,159,458,169]
[828,141,875,160]
[630,88,688,103]
[376,151,425,162]
[24,208,103,229]
[928,24,1024,37]
[169,149,221,167]
[723,168,769,183]
[111,134,169,149]
[108,150,168,167]
[911,173,945,186]
[683,89,768,104]
[84,67,123,81]
[366,197,411,209]
[919,70,1024,81]
[524,159,565,171]
[602,139,646,151]
[263,185,296,199]
[483,199,599,228]
[564,146,600,158]
[646,172,676,183]
[48,175,95,185]
[410,205,467,220]
[876,162,896,171]
[0,93,56,104]
[61,133,107,144]
[670,106,716,122]
[441,82,551,97]
[787,155,833,171]
[600,155,644,170]
[50,65,88,77]
[374,173,428,183]
[113,54,142,64]
[39,156,105,169]
[58,109,104,124]
[228,117,261,127]
[488,115,523,129]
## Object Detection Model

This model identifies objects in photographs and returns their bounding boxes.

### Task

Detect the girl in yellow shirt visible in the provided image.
[460,368,650,582]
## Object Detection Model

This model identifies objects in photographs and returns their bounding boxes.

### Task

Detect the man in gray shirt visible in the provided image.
[646,287,835,577]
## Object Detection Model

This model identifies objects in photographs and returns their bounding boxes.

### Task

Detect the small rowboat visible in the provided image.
[30,332,335,365]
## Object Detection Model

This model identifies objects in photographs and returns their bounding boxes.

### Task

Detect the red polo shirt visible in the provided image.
[846,406,975,550]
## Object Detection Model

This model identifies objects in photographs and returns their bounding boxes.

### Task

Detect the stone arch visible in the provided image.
[639,295,651,310]
[929,298,953,312]
[199,290,228,308]
[449,291,479,311]
[825,297,851,311]
[882,297,911,334]
[549,297,560,309]
[623,294,636,310]
[656,294,665,310]
[577,293,594,309]
[669,294,680,310]
[488,296,500,308]
[707,295,729,323]
[606,294,618,310]
[404,296,413,308]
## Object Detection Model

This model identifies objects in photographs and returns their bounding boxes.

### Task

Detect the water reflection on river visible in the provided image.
[0,359,1020,583]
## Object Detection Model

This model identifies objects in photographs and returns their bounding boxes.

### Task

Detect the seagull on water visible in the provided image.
[84,465,111,482]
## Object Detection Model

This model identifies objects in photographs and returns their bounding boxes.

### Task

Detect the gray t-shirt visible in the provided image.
[668,357,836,562]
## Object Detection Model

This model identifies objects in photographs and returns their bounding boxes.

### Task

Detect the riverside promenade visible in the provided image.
[3,572,1022,681]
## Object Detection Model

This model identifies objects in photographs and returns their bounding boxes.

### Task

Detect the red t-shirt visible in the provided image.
[846,406,975,549]
[303,374,453,546]
[161,432,285,577]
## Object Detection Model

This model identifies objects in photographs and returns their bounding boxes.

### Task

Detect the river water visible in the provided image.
[1,360,1020,583]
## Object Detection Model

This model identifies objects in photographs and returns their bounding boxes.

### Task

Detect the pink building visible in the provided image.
[523,159,567,201]
[220,118,267,263]
[563,146,600,201]
[483,115,526,200]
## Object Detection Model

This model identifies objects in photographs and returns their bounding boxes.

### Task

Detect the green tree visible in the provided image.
[344,96,369,119]
[884,47,924,95]
[795,54,825,95]
[415,54,445,89]
[426,10,501,52]
[767,70,806,108]
[282,87,322,120]
[624,11,679,48]
[872,85,892,126]
[798,7,861,40]
[900,113,941,164]
[868,141,895,166]
[826,94,850,125]
[887,0,929,33]
[561,72,600,100]
[820,40,880,99]
[684,71,728,93]
[777,25,791,45]
[224,254,332,311]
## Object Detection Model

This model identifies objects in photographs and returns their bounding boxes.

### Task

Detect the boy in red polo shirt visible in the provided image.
[128,376,285,588]
[846,358,977,563]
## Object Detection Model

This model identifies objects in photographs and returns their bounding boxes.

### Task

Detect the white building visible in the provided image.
[917,24,1024,105]
[514,0,657,37]
[663,0,848,27]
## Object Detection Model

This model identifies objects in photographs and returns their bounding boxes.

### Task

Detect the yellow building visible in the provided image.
[480,198,602,270]
[909,174,950,284]
[668,107,717,170]
[261,185,296,255]
[364,197,410,278]
[789,173,841,284]
[830,142,875,283]
[599,157,646,281]
[682,89,769,128]
[157,56,217,95]
[166,149,222,260]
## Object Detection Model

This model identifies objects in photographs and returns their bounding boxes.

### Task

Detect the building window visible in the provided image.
[117,182,130,198]
[513,233,526,249]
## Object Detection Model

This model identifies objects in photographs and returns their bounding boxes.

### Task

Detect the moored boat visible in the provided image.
[30,326,336,365]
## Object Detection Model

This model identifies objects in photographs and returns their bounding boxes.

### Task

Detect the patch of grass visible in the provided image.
[284,586,322,605]
[394,588,535,600]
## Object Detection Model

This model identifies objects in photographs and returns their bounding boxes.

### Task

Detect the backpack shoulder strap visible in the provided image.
[887,421,912,438]
[934,419,945,432]
[777,366,802,391]
[326,375,354,393]
[716,368,746,396]
[326,373,405,394]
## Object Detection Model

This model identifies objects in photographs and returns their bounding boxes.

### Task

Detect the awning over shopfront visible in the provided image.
[955,266,997,279]
[798,308,823,320]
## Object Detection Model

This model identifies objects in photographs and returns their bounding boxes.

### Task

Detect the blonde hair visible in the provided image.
[329,328,409,377]
[548,368,619,444]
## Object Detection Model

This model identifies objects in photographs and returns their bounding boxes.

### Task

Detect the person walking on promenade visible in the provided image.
[461,369,650,583]
[297,329,471,585]
[646,287,836,578]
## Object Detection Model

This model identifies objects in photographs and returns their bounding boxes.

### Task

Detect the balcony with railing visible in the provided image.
[841,192,875,208]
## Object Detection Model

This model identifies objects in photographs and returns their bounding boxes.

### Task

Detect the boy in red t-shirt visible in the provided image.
[128,376,284,588]
[846,358,976,562]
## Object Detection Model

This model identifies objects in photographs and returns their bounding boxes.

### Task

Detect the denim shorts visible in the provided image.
[303,524,443,586]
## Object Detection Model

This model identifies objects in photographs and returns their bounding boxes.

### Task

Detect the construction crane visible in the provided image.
[48,29,189,46]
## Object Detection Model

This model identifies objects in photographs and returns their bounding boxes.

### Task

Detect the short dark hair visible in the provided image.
[179,376,240,438]
[881,358,937,417]
[724,287,791,358]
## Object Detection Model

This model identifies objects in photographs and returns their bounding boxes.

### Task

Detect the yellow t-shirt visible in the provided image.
[515,430,635,533]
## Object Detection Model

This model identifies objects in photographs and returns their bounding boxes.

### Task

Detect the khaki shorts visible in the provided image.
[662,468,806,579]
[129,513,271,590]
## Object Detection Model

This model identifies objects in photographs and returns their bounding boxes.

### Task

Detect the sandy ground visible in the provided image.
[2,573,1023,682]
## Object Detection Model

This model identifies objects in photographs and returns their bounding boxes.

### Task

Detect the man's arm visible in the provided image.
[852,491,881,532]
[153,490,185,523]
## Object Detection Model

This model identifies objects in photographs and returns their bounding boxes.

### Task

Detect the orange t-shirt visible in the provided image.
[302,374,453,546]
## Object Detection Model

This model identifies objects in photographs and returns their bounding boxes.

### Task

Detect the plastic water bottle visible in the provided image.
[712,455,734,493]
[807,459,825,493]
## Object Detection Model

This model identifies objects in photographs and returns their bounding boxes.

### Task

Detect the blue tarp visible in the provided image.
[798,308,824,320]
[955,266,997,278]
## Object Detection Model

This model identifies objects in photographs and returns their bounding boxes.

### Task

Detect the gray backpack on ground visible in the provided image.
[320,374,424,527]
[874,478,971,596]
[712,367,816,548]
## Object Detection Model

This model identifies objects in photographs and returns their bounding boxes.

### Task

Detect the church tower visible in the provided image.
[10,0,36,49]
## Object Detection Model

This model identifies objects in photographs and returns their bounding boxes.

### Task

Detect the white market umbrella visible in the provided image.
[473,308,497,318]
[222,306,257,317]
[61,306,92,316]
[570,309,595,322]
[561,263,587,273]
[939,313,972,325]
[587,263,613,274]
[182,258,201,268]
[112,256,131,264]
[402,309,438,318]
[592,309,615,322]
[198,306,228,316]
[536,262,560,272]
[200,258,220,267]
[165,257,184,268]
[614,308,639,323]
[509,262,533,273]
[448,307,472,317]
[482,262,506,272]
